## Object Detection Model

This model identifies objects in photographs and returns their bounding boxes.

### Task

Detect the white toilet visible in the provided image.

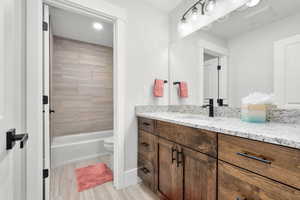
[104,137,114,170]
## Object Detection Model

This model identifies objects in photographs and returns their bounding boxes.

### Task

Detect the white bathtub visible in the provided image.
[51,130,113,168]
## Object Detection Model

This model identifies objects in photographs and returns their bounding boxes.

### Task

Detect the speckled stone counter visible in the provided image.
[136,112,300,150]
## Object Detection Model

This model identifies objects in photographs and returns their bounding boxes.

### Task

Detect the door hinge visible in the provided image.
[43,95,49,105]
[43,21,48,31]
[43,169,49,179]
[217,65,221,70]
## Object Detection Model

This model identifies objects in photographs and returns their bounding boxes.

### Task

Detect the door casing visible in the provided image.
[26,0,127,199]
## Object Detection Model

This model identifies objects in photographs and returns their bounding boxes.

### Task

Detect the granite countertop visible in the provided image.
[136,112,300,150]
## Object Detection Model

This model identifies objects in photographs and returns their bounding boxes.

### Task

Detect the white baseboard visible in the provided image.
[123,168,141,188]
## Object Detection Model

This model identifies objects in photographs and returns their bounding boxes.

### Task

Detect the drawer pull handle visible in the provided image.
[143,122,151,126]
[141,142,149,147]
[237,152,272,164]
[176,150,183,167]
[171,147,177,164]
[236,197,247,200]
[142,167,150,174]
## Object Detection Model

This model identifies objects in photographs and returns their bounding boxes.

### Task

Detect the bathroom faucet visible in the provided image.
[202,98,214,117]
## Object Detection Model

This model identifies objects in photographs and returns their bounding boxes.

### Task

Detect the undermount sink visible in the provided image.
[175,114,222,122]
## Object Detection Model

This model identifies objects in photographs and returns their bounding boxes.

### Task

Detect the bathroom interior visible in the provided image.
[2,0,300,199]
[46,6,115,198]
[42,0,300,199]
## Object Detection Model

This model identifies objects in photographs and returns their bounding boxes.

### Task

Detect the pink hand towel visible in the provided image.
[179,81,188,98]
[153,79,164,97]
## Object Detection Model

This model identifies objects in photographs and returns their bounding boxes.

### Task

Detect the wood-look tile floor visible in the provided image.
[51,155,159,200]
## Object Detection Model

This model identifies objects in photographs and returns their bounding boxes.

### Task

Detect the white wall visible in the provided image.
[228,13,300,107]
[170,34,201,105]
[107,0,169,170]
[169,30,227,105]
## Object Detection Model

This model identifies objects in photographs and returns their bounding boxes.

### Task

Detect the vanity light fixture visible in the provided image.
[179,0,262,29]
[93,22,103,31]
[180,0,216,27]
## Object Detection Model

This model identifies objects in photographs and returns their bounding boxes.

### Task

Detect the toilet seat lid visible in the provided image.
[104,137,114,145]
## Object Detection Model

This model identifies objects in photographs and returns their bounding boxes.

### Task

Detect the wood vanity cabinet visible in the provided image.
[137,117,300,200]
[138,118,217,200]
[219,134,300,190]
[218,161,300,200]
[181,146,217,200]
[156,138,183,200]
[156,137,217,200]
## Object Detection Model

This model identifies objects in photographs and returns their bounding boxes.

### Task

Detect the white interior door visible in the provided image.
[274,35,300,109]
[0,0,27,200]
[43,4,51,200]
[204,58,218,100]
[203,57,228,105]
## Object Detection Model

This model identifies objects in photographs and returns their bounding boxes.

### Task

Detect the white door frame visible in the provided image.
[198,40,229,106]
[42,4,51,200]
[274,34,300,109]
[26,0,127,199]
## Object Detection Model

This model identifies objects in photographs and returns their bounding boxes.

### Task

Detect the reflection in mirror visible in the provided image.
[204,55,228,107]
[170,0,300,109]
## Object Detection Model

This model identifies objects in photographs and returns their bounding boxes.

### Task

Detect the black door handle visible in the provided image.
[50,109,55,113]
[6,129,29,150]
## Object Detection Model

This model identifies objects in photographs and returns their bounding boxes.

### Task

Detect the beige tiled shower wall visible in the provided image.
[51,36,113,137]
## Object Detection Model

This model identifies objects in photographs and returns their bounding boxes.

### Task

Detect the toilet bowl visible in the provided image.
[104,137,114,153]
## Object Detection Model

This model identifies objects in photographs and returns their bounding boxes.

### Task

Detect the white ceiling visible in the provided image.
[203,0,300,39]
[50,7,113,47]
[142,0,183,12]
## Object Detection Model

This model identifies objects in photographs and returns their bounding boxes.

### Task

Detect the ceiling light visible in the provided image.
[246,0,261,7]
[93,22,103,31]
[205,0,216,12]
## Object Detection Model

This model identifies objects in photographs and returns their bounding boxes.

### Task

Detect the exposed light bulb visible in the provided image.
[93,22,103,31]
[191,7,199,21]
[178,17,188,31]
[246,0,261,7]
[205,0,216,12]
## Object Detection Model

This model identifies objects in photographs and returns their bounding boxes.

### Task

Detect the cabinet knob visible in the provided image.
[142,167,150,174]
[141,142,149,147]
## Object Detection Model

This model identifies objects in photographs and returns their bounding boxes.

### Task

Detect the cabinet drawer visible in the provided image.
[138,117,155,134]
[219,134,300,189]
[156,120,217,157]
[218,161,300,200]
[138,156,156,192]
[138,130,157,163]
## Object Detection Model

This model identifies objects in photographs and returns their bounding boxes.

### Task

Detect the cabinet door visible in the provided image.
[157,138,183,200]
[181,147,217,200]
[218,161,300,200]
